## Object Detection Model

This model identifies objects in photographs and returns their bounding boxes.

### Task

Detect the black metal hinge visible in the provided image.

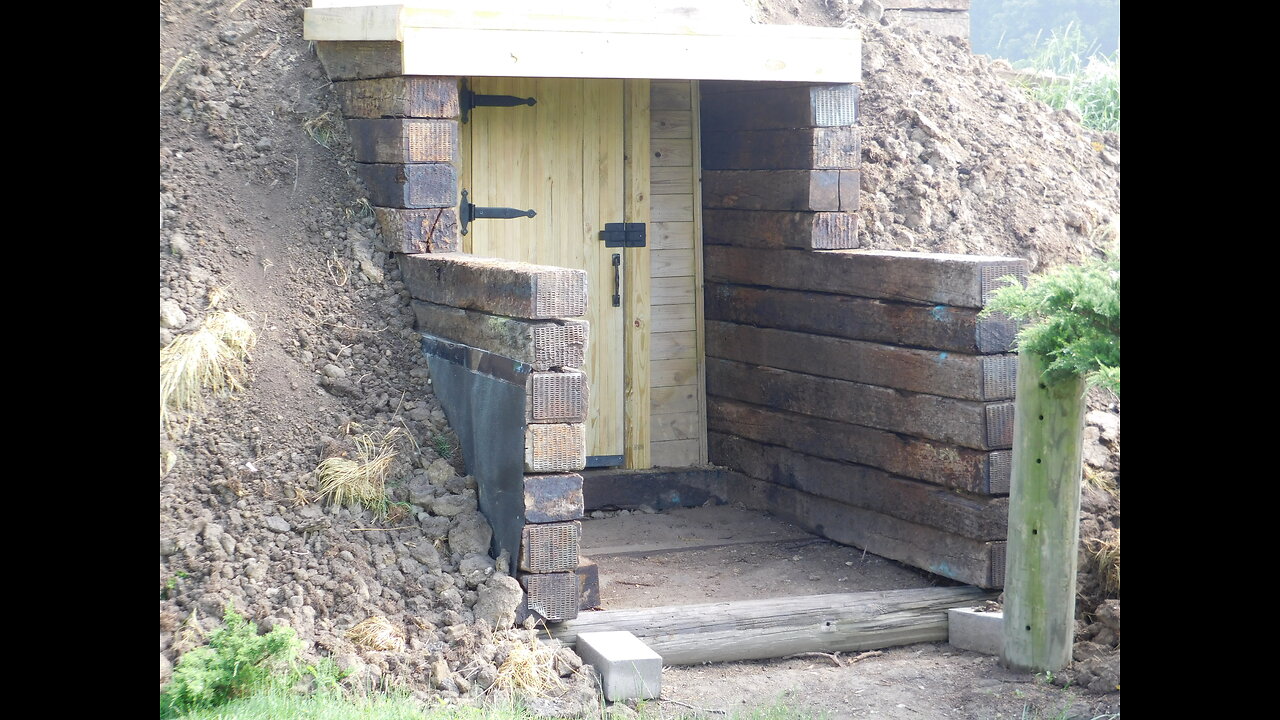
[459,190,537,235]
[460,80,537,123]
[600,222,646,248]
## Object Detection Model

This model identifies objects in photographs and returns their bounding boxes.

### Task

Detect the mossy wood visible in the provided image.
[1002,352,1085,672]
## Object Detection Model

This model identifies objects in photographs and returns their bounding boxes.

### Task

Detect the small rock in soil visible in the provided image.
[218,21,259,45]
[160,299,187,329]
[448,512,493,558]
[264,515,291,533]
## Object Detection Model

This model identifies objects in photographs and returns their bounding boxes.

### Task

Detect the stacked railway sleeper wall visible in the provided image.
[881,0,971,40]
[319,64,1024,607]
[699,80,1024,590]
[323,72,595,622]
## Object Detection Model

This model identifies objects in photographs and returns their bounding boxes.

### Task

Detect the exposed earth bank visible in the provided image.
[159,0,1118,716]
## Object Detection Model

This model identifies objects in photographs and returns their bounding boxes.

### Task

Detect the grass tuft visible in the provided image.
[1085,528,1120,597]
[303,111,338,149]
[1014,23,1119,133]
[315,428,403,518]
[492,632,563,696]
[160,310,257,431]
[346,616,405,652]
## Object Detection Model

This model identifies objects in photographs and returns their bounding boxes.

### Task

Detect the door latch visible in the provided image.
[600,223,646,248]
[612,254,621,307]
[460,80,537,123]
[459,190,537,235]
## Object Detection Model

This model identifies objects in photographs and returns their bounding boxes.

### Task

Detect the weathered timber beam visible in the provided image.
[315,41,403,81]
[401,253,587,319]
[525,423,587,473]
[546,586,995,664]
[700,84,859,131]
[376,208,461,254]
[721,473,1007,587]
[710,432,1008,539]
[702,127,860,170]
[347,118,458,164]
[707,397,1009,494]
[581,468,728,511]
[334,77,461,119]
[412,301,587,371]
[356,163,457,208]
[526,370,588,423]
[705,247,1028,308]
[879,0,970,9]
[703,170,858,212]
[705,282,1017,354]
[702,210,857,250]
[520,521,582,573]
[707,320,1015,400]
[522,473,585,524]
[707,357,1013,450]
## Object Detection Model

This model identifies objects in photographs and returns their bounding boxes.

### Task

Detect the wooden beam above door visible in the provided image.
[305,3,861,83]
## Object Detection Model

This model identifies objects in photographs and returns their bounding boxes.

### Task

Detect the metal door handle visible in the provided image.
[612,254,621,307]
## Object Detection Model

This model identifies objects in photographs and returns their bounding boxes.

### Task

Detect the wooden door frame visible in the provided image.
[622,78,651,469]
[460,76,653,469]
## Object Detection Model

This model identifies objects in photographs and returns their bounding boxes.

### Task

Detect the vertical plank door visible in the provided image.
[466,77,627,465]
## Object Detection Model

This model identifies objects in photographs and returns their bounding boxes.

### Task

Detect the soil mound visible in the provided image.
[160,0,1118,705]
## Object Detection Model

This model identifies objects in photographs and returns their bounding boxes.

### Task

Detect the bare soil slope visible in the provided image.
[160,0,1118,716]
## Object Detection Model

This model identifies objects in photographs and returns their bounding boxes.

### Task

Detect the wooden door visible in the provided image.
[465,77,627,465]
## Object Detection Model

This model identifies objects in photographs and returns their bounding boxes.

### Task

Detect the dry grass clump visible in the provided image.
[160,310,257,431]
[1084,468,1119,498]
[493,631,564,695]
[315,428,403,517]
[1086,528,1120,598]
[346,616,405,651]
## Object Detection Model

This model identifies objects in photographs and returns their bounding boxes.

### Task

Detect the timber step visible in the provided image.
[545,586,996,665]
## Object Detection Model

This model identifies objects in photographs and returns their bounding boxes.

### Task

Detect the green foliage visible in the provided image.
[431,434,454,460]
[982,249,1120,395]
[161,606,300,717]
[1017,24,1120,133]
[972,0,1119,63]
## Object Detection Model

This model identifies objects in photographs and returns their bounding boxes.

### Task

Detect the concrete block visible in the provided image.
[948,607,1003,656]
[575,631,662,701]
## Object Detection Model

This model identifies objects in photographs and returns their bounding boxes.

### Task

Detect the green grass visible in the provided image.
[168,695,828,720]
[1013,23,1120,133]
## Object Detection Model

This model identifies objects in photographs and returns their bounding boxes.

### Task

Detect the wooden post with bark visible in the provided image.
[1002,351,1086,672]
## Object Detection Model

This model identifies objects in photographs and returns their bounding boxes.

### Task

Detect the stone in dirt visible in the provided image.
[264,515,291,533]
[473,573,524,629]
[448,512,493,557]
[160,299,187,329]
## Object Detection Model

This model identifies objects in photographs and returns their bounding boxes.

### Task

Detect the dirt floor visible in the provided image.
[160,0,1119,716]
[580,505,1118,719]
[583,506,942,608]
[659,646,1117,720]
